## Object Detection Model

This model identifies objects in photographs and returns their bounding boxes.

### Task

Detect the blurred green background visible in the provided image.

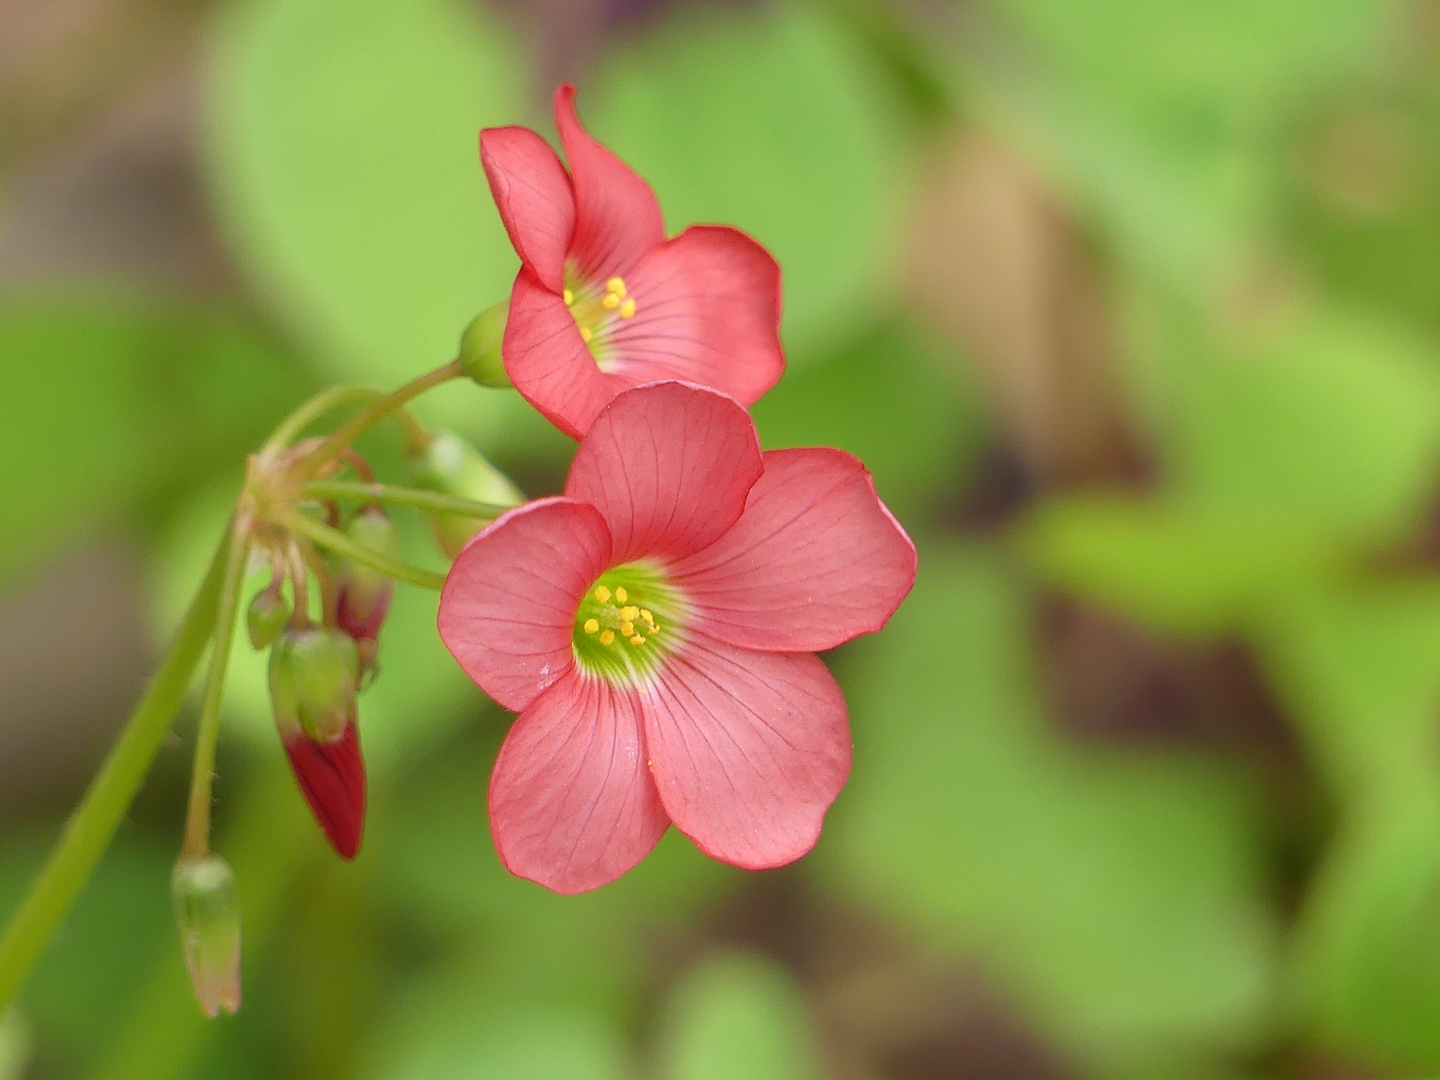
[5,0,1440,1076]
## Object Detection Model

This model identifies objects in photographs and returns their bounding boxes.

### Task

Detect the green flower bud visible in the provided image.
[335,506,400,644]
[171,853,241,1019]
[268,627,359,744]
[408,431,524,558]
[246,586,291,650]
[457,302,511,388]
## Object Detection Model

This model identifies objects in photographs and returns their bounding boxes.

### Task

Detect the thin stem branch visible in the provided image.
[295,360,462,474]
[302,480,516,521]
[0,528,231,1010]
[181,528,251,858]
[263,386,385,453]
[282,512,446,591]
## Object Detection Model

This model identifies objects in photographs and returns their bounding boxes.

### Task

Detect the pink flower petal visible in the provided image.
[438,497,611,712]
[642,639,850,869]
[490,667,670,894]
[502,265,630,438]
[480,125,576,294]
[606,226,784,407]
[672,449,917,652]
[565,382,763,564]
[554,84,664,284]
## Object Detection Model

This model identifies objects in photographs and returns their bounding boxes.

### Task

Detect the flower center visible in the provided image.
[564,270,637,371]
[572,562,681,683]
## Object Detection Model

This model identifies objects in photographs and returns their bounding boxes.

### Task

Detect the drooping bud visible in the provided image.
[268,627,359,744]
[334,505,400,647]
[457,301,511,388]
[171,853,242,1018]
[282,724,367,859]
[408,431,524,558]
[246,584,291,650]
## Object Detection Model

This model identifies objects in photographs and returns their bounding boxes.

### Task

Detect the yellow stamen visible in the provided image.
[563,288,574,305]
[630,635,646,645]
[605,277,627,296]
[620,621,635,637]
[595,586,611,603]
[620,605,639,621]
[602,293,620,310]
[615,587,627,603]
[579,326,592,343]
[583,618,600,634]
[599,630,615,646]
[619,298,636,319]
[639,609,654,625]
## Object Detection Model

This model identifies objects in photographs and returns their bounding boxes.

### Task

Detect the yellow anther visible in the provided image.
[630,635,646,646]
[599,630,615,646]
[579,326,592,343]
[619,298,636,319]
[621,605,639,621]
[639,609,654,625]
[620,621,635,637]
[595,586,611,603]
[563,288,574,305]
[605,277,627,296]
[615,587,627,603]
[583,618,600,634]
[602,293,621,310]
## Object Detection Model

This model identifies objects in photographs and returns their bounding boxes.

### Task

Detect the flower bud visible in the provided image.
[268,627,359,744]
[171,853,241,1018]
[246,585,291,650]
[283,724,367,859]
[334,506,400,645]
[457,302,511,388]
[408,431,524,558]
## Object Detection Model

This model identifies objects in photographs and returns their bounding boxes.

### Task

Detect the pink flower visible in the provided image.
[437,382,916,893]
[480,86,785,439]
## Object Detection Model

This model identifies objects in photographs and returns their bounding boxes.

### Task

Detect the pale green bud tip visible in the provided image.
[171,854,241,1019]
[268,628,360,743]
[458,302,511,388]
[408,431,525,558]
[246,587,291,650]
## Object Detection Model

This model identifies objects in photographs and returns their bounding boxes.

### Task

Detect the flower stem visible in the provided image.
[296,360,463,474]
[302,480,516,521]
[282,511,446,591]
[263,385,428,456]
[0,529,231,1011]
[181,526,252,858]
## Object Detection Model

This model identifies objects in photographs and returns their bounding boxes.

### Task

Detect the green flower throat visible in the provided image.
[572,562,682,682]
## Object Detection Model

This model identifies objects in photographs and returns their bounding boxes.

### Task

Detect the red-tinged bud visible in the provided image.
[334,506,400,645]
[246,585,291,650]
[408,431,524,558]
[283,724,366,859]
[268,627,359,744]
[171,853,242,1018]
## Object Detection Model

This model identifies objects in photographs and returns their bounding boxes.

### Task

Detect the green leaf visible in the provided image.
[657,952,820,1080]
[0,301,302,591]
[588,0,906,357]
[207,0,532,437]
[1255,578,1440,795]
[825,545,1275,1059]
[0,1008,31,1080]
[363,1005,630,1080]
[750,320,985,526]
[1292,765,1440,1071]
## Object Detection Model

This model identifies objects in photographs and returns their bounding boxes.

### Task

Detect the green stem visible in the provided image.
[302,480,516,520]
[181,528,251,858]
[296,360,463,475]
[263,385,428,456]
[282,512,446,591]
[0,529,231,1010]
